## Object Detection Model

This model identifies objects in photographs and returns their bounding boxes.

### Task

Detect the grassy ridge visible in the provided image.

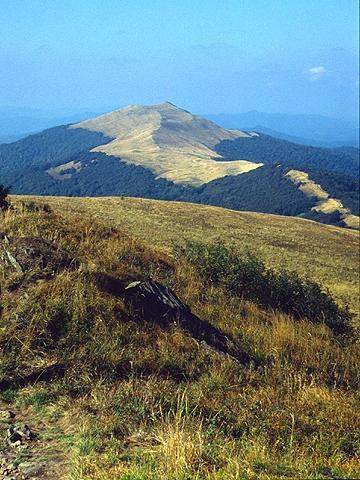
[0,200,359,479]
[12,195,359,312]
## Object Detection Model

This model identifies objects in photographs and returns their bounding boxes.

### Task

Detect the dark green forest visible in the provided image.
[1,151,190,199]
[214,134,359,177]
[0,124,358,226]
[187,164,315,216]
[0,125,113,170]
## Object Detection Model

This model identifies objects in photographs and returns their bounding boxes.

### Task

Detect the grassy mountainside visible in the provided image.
[71,102,260,186]
[1,200,359,479]
[1,103,359,229]
[12,195,360,312]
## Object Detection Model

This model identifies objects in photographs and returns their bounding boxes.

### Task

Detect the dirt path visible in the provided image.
[0,402,68,479]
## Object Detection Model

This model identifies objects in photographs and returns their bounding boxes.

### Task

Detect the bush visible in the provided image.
[174,241,352,334]
[0,184,10,211]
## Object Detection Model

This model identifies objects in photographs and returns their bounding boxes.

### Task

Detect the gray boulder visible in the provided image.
[124,279,252,365]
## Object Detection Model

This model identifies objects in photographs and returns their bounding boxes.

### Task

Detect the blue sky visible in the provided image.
[0,0,358,119]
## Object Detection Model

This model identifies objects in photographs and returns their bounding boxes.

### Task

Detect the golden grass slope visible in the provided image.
[286,169,360,229]
[12,195,360,312]
[70,102,262,185]
[47,160,82,180]
[2,201,360,479]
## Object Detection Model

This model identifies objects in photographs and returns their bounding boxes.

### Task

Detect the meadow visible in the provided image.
[0,197,359,479]
[13,195,359,312]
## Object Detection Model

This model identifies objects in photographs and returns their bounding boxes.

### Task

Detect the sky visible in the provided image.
[0,0,358,120]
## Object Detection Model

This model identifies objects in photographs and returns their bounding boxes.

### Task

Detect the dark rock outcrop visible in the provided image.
[124,279,252,365]
[124,280,190,323]
[0,235,77,280]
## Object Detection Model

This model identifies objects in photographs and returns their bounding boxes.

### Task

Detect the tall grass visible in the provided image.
[0,205,359,479]
[175,240,353,334]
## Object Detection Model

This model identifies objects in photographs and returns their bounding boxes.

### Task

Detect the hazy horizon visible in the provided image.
[0,0,359,121]
[0,103,358,124]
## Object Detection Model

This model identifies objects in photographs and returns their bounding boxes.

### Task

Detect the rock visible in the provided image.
[0,236,77,280]
[15,424,33,440]
[125,279,190,324]
[124,279,252,365]
[6,424,34,447]
[7,428,23,446]
[5,250,23,273]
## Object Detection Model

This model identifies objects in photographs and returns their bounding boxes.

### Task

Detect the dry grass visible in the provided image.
[70,102,261,185]
[1,203,359,479]
[144,393,205,477]
[286,169,329,199]
[11,194,359,312]
[286,169,360,229]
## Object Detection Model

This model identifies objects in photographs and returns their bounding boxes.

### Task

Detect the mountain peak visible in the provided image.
[93,102,189,121]
[157,101,178,108]
[70,103,257,186]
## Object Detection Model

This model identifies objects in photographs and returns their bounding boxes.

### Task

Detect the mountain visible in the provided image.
[0,102,358,229]
[71,102,261,185]
[205,111,359,148]
[236,125,342,147]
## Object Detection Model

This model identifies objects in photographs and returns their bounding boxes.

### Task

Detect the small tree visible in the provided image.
[0,184,10,211]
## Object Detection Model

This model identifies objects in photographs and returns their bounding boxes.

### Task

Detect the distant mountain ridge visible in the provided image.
[0,102,358,229]
[1,106,358,148]
[237,125,341,148]
[0,106,100,141]
[205,111,359,148]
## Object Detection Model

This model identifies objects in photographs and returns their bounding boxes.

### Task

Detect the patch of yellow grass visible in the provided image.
[145,394,205,478]
[286,169,329,199]
[70,102,261,185]
[47,160,82,180]
[286,169,360,229]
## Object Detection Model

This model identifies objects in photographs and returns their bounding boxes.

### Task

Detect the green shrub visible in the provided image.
[174,241,352,334]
